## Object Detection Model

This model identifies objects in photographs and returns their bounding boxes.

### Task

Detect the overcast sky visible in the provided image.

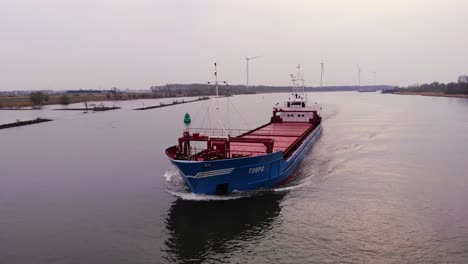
[1,0,467,90]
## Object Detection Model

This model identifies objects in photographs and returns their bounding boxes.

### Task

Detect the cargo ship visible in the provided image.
[165,65,322,195]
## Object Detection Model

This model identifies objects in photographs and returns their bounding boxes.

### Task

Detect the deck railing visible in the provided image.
[187,127,250,137]
[188,145,268,159]
[187,126,310,138]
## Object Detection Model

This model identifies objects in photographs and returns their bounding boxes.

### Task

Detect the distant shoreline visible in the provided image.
[0,92,188,109]
[394,92,468,99]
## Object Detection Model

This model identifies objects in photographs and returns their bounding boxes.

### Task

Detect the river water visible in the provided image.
[1,92,468,263]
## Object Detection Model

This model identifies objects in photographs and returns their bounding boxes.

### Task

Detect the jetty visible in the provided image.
[53,106,120,111]
[0,118,52,130]
[133,97,210,110]
[0,107,44,111]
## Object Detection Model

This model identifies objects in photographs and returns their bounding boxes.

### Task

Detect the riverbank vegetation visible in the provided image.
[0,92,153,108]
[1,84,393,109]
[393,82,468,96]
[29,91,49,105]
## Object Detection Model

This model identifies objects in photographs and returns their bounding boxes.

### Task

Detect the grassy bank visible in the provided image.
[390,81,468,99]
[394,92,468,99]
[0,92,156,108]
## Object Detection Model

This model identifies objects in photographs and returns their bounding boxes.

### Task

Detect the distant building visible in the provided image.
[458,75,468,83]
[150,84,187,96]
[66,89,103,94]
[150,86,164,93]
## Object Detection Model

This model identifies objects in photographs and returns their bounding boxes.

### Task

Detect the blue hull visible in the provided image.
[168,124,322,195]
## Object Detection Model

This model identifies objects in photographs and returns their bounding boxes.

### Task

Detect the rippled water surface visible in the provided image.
[1,92,468,263]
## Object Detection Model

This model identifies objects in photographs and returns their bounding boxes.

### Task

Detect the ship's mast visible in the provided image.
[203,62,249,132]
[214,63,219,97]
[214,63,219,110]
[290,64,305,97]
[207,63,230,130]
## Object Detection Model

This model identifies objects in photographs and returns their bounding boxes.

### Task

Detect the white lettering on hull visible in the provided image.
[249,166,265,174]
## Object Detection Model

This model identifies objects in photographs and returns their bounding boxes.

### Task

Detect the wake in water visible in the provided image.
[163,120,335,202]
[321,104,339,121]
[163,169,318,201]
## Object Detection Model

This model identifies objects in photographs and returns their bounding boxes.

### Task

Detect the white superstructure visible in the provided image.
[276,65,321,123]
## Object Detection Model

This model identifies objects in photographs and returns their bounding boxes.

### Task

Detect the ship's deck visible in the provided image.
[230,122,313,156]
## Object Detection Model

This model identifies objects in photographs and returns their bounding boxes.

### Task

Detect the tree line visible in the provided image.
[395,82,468,95]
[150,84,394,97]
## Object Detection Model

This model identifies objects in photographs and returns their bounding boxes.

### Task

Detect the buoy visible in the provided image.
[184,113,191,124]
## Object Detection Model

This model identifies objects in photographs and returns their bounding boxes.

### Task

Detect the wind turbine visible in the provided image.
[372,71,376,89]
[320,60,325,88]
[246,56,261,89]
[357,65,361,87]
